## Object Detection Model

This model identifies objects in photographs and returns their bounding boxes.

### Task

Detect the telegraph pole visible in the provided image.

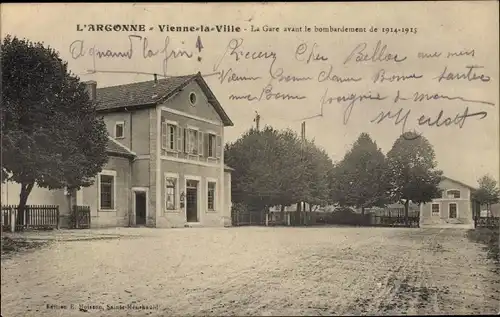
[254,111,261,131]
[301,121,306,141]
[297,121,306,223]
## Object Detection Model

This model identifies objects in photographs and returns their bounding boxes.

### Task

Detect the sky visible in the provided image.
[2,2,499,187]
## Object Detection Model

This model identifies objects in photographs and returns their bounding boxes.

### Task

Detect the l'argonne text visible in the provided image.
[76,24,242,32]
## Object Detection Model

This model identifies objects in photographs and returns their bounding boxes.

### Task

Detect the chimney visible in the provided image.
[153,73,158,84]
[84,80,97,101]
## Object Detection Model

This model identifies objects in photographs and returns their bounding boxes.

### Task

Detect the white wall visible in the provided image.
[1,181,66,207]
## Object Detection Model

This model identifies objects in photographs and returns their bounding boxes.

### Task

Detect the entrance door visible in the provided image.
[135,192,146,226]
[186,180,198,222]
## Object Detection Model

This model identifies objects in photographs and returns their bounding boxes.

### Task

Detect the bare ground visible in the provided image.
[1,227,499,316]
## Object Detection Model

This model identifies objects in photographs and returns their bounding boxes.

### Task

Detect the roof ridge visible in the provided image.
[442,176,476,190]
[107,136,137,156]
[96,73,198,91]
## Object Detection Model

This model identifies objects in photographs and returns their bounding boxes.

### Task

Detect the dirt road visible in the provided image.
[1,227,499,316]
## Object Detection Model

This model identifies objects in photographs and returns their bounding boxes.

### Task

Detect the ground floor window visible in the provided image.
[449,203,457,218]
[166,178,176,210]
[99,172,116,210]
[207,182,216,211]
[431,203,440,215]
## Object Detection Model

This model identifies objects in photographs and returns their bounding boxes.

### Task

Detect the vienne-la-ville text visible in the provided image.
[76,24,241,32]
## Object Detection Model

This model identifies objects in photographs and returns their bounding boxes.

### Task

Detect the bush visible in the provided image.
[466,228,499,263]
[330,207,371,226]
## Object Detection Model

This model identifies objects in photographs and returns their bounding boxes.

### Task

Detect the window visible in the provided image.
[449,203,457,218]
[162,121,179,151]
[168,125,176,150]
[208,134,216,158]
[99,173,115,210]
[165,178,176,210]
[446,190,461,199]
[207,182,216,211]
[189,92,197,105]
[186,128,199,155]
[431,203,440,215]
[115,122,124,139]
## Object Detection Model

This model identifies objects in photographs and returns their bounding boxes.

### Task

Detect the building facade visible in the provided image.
[420,176,478,229]
[2,73,235,228]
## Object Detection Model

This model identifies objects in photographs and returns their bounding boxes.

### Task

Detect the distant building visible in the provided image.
[420,176,479,229]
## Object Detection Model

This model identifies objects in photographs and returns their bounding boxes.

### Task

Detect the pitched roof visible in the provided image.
[95,72,234,127]
[442,176,477,191]
[106,137,136,158]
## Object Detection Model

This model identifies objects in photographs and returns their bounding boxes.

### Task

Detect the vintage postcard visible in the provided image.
[1,1,499,316]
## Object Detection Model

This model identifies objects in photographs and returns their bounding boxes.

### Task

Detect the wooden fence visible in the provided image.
[231,207,420,228]
[372,209,420,227]
[231,208,266,226]
[474,216,500,229]
[2,205,60,231]
[71,205,91,229]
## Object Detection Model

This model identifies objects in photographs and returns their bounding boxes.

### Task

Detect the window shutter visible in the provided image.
[177,126,182,152]
[198,132,204,156]
[216,135,221,159]
[185,129,190,153]
[184,128,188,153]
[205,134,210,157]
[161,122,167,150]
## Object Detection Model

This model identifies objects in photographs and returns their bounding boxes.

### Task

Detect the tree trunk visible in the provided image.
[404,199,409,226]
[16,182,35,231]
[296,202,302,226]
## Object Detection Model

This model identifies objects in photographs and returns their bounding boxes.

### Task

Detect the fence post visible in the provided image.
[266,213,269,226]
[287,212,291,226]
[56,206,60,230]
[24,206,28,230]
[75,205,79,229]
[10,208,15,232]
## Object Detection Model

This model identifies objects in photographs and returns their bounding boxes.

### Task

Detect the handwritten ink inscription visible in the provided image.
[69,34,495,135]
[70,35,193,76]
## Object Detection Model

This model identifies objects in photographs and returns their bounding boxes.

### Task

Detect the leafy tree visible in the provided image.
[301,140,334,210]
[386,131,443,224]
[473,174,500,216]
[225,127,283,211]
[1,35,108,227]
[330,133,390,214]
[225,126,334,217]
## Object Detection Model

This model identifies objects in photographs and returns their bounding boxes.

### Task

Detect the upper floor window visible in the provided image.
[115,122,124,139]
[446,190,461,199]
[162,121,179,151]
[208,133,216,158]
[205,133,221,159]
[186,128,199,155]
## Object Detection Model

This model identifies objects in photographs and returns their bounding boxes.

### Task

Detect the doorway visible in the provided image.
[135,191,147,226]
[186,180,199,222]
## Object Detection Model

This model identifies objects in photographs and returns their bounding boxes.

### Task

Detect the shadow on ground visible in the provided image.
[1,236,50,259]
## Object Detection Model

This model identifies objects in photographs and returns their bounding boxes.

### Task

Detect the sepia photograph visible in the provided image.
[1,2,499,316]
